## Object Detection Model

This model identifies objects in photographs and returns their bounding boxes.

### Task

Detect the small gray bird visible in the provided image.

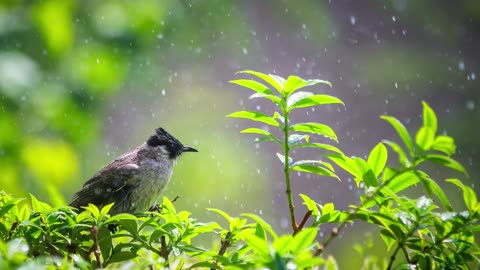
[69,127,197,215]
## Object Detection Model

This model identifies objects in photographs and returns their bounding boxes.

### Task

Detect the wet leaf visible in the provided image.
[227,111,280,128]
[288,94,344,111]
[237,70,283,94]
[367,143,388,177]
[289,123,337,142]
[422,101,437,135]
[381,115,414,156]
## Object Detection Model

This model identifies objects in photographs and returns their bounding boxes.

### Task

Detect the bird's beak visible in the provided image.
[182,145,198,152]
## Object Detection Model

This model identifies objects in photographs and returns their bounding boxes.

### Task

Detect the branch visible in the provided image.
[7,221,18,241]
[211,231,232,270]
[91,225,103,269]
[316,169,409,255]
[294,210,312,235]
[160,236,169,268]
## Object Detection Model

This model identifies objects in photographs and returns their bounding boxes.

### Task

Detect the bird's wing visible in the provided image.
[69,162,140,210]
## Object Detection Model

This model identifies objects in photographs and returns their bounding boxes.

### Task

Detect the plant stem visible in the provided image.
[283,109,297,232]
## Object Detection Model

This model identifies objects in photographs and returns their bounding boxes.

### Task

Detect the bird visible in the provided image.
[69,127,198,215]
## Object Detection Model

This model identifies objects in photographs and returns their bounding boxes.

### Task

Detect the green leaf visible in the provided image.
[290,227,317,254]
[422,101,437,135]
[382,140,411,168]
[284,75,332,95]
[30,194,52,213]
[415,126,435,151]
[299,194,319,217]
[447,179,478,213]
[227,111,280,128]
[352,157,378,187]
[385,171,420,193]
[367,143,388,177]
[291,142,343,154]
[249,92,282,105]
[241,128,281,145]
[420,176,452,211]
[237,70,283,94]
[207,208,233,223]
[106,251,137,265]
[287,92,343,111]
[291,164,339,180]
[431,135,456,156]
[291,160,335,171]
[424,154,468,176]
[325,154,361,179]
[380,229,396,251]
[324,255,339,270]
[276,153,293,165]
[288,134,309,145]
[242,213,278,240]
[290,123,337,142]
[229,79,273,95]
[381,115,415,156]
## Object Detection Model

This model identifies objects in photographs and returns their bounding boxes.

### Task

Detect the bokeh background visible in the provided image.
[1,0,478,267]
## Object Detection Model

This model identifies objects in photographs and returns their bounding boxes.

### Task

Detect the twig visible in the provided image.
[91,225,103,269]
[160,235,169,268]
[211,232,232,270]
[294,210,312,235]
[316,169,410,255]
[7,221,18,241]
[170,196,179,203]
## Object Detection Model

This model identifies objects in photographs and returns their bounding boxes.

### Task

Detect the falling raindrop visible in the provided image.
[458,61,465,71]
[350,15,356,25]
[161,89,166,96]
[466,100,475,110]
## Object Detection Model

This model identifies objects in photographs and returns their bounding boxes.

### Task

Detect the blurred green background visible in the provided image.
[0,0,478,267]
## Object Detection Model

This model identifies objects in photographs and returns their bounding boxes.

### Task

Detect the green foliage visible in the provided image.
[0,71,478,269]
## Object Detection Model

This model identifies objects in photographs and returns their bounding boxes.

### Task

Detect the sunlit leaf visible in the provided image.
[380,115,414,156]
[415,126,435,152]
[288,94,344,111]
[276,153,292,165]
[290,227,317,254]
[382,140,411,168]
[249,92,282,105]
[284,75,332,96]
[325,154,361,179]
[241,128,281,144]
[229,79,273,95]
[299,194,319,217]
[385,171,420,193]
[30,194,52,213]
[431,135,456,156]
[367,143,388,177]
[324,255,339,270]
[289,123,337,142]
[424,154,468,176]
[446,179,478,213]
[422,101,437,135]
[288,134,309,145]
[237,70,283,94]
[291,142,343,154]
[352,157,377,187]
[291,164,340,180]
[242,213,278,240]
[227,111,280,128]
[207,208,233,223]
[419,175,452,211]
[291,160,334,171]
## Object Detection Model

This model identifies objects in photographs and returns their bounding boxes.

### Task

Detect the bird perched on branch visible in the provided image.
[69,127,197,214]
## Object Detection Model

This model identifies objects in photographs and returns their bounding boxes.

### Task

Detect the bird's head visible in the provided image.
[146,127,198,159]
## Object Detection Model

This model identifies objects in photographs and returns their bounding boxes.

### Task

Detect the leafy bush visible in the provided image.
[1,70,478,269]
